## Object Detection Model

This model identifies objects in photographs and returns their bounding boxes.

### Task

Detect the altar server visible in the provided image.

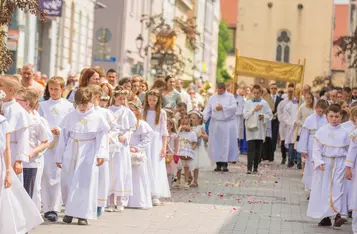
[55,87,110,225]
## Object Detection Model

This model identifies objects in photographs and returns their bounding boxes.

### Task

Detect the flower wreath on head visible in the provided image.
[0,90,6,101]
[113,89,130,95]
[188,110,203,120]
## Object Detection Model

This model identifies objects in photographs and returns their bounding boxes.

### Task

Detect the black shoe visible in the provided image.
[287,162,294,168]
[214,167,222,172]
[222,168,229,172]
[297,163,302,169]
[281,159,286,165]
[47,211,58,222]
[348,211,353,219]
[246,170,252,174]
[63,215,73,224]
[78,218,88,225]
[333,214,347,228]
[318,217,332,226]
[44,211,51,219]
[307,196,310,200]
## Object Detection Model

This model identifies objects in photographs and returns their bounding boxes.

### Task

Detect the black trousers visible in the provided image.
[281,140,287,160]
[271,120,280,160]
[247,140,263,171]
[23,168,38,198]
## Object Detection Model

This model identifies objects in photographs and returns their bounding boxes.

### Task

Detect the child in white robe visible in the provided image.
[143,89,171,205]
[38,76,73,221]
[297,100,328,192]
[189,111,210,187]
[0,90,43,234]
[107,87,136,212]
[345,107,357,233]
[127,102,153,209]
[176,117,197,190]
[55,87,110,225]
[89,84,117,217]
[0,75,32,182]
[15,88,52,210]
[307,104,349,228]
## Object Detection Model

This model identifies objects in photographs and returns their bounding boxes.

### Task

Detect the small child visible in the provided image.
[297,100,328,194]
[38,76,73,221]
[166,118,178,188]
[174,102,188,124]
[127,102,153,209]
[89,84,117,217]
[189,111,210,187]
[107,87,136,212]
[0,89,43,234]
[0,75,32,182]
[176,117,197,190]
[15,88,51,207]
[307,104,349,228]
[143,89,171,205]
[55,87,110,225]
[345,106,357,233]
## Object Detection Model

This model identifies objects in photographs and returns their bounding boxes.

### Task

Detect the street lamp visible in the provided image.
[136,34,144,50]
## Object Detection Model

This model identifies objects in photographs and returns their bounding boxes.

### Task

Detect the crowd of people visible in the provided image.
[1,63,357,233]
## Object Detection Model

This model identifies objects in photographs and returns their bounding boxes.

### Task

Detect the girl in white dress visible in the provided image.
[0,90,43,234]
[189,111,210,187]
[107,87,136,212]
[176,117,197,190]
[143,89,171,205]
[127,102,153,209]
[166,118,178,188]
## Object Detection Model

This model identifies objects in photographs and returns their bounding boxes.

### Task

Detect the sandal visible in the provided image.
[189,183,198,188]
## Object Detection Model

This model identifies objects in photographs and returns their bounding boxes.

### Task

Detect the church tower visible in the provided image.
[236,0,334,88]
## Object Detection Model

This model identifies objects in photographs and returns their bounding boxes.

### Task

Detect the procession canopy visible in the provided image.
[235,56,304,83]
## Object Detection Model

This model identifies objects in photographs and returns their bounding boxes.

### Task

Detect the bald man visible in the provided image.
[21,64,45,97]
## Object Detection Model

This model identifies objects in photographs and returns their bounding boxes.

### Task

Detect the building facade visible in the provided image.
[236,0,334,88]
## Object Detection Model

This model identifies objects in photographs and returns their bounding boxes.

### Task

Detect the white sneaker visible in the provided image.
[184,184,189,190]
[105,205,115,212]
[152,198,161,206]
[115,206,124,212]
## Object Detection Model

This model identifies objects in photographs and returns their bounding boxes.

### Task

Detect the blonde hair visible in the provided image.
[16,88,39,109]
[48,76,65,88]
[350,106,357,119]
[88,84,104,97]
[0,75,21,92]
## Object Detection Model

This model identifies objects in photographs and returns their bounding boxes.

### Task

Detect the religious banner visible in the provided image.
[235,56,304,83]
[39,0,64,17]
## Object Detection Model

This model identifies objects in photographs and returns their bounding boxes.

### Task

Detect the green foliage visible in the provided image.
[216,21,233,83]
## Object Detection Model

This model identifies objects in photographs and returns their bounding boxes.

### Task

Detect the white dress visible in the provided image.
[55,107,110,220]
[95,106,117,207]
[346,130,357,232]
[0,116,43,234]
[191,125,211,170]
[38,98,73,213]
[145,110,171,198]
[128,120,153,209]
[297,114,328,190]
[2,99,33,182]
[307,124,349,218]
[235,94,245,139]
[108,106,136,202]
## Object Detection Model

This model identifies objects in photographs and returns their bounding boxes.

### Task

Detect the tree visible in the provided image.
[216,21,233,83]
[335,29,357,68]
[0,0,45,72]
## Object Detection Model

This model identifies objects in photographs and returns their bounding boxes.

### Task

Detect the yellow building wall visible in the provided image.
[236,0,334,88]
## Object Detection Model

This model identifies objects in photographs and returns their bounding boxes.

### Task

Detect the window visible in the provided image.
[276,30,291,87]
[229,28,236,54]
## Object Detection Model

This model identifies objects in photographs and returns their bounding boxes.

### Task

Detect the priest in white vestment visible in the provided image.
[203,83,238,172]
[243,85,273,174]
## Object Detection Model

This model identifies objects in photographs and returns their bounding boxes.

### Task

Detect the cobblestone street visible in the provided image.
[32,154,351,234]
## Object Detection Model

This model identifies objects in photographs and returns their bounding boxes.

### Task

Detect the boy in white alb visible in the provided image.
[16,88,51,208]
[55,87,110,225]
[307,104,349,228]
[0,75,32,182]
[38,77,73,221]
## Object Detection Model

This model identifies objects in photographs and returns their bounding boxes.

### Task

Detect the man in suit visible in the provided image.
[270,83,282,162]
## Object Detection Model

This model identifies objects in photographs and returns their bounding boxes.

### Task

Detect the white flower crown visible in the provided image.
[0,90,6,101]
